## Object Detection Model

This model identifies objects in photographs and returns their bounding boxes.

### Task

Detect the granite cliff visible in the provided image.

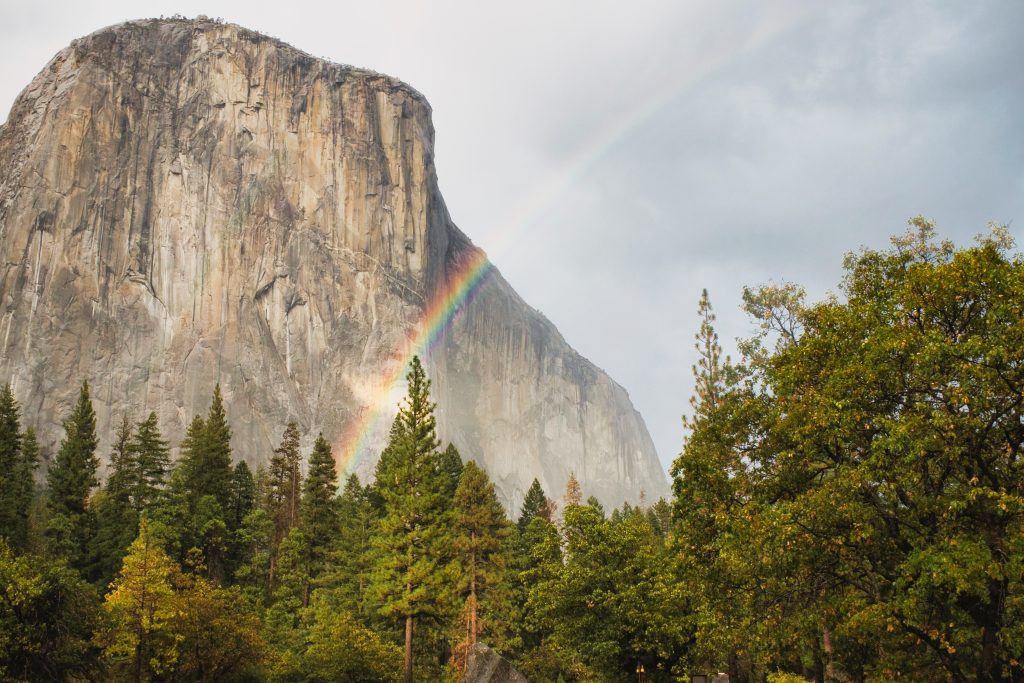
[0,18,669,511]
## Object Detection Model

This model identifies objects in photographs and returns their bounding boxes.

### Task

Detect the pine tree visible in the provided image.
[368,356,451,683]
[12,428,40,551]
[439,442,463,498]
[518,478,550,532]
[227,462,256,531]
[89,415,139,587]
[564,472,582,508]
[46,381,99,571]
[265,421,302,586]
[180,386,233,510]
[298,433,338,606]
[0,385,36,551]
[0,384,23,547]
[452,461,512,657]
[130,412,170,510]
[326,473,378,619]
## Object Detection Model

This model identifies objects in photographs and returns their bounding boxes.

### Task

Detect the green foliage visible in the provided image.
[324,473,378,620]
[130,411,170,510]
[272,596,403,682]
[98,517,266,681]
[45,380,99,571]
[179,385,234,511]
[369,356,454,681]
[674,222,1024,681]
[298,433,339,604]
[0,540,102,681]
[451,460,513,659]
[0,387,38,551]
[517,477,550,532]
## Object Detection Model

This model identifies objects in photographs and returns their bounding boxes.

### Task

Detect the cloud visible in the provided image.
[1,0,1022,475]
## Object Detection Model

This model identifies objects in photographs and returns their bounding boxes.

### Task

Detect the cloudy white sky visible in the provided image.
[2,1,1023,473]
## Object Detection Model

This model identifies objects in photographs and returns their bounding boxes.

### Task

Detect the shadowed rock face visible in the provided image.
[0,18,668,512]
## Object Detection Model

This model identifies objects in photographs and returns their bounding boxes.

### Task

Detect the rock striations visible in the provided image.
[0,18,668,512]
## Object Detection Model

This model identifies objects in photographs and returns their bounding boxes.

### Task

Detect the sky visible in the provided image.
[2,1,1023,473]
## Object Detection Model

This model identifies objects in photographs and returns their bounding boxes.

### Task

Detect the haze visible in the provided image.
[2,0,1022,473]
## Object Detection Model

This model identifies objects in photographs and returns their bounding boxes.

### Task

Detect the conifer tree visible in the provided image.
[518,478,549,532]
[12,428,40,550]
[439,442,464,498]
[0,385,36,551]
[180,386,233,510]
[452,461,512,654]
[326,473,378,619]
[46,380,99,571]
[89,415,139,587]
[564,472,582,508]
[226,462,257,577]
[130,412,170,510]
[0,384,23,546]
[368,356,451,683]
[265,421,302,586]
[298,433,338,605]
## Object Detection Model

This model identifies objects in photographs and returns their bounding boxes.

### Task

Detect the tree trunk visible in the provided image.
[470,544,478,646]
[404,614,414,683]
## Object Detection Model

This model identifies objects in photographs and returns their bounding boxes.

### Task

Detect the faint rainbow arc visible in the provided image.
[332,7,808,478]
[335,248,493,476]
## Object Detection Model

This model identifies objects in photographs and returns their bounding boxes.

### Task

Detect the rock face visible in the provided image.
[0,18,668,512]
[462,643,528,683]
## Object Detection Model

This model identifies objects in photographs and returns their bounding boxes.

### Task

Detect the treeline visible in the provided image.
[0,357,683,682]
[3,223,1023,682]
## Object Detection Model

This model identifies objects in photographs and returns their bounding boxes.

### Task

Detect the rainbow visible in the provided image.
[332,6,808,478]
[335,247,494,476]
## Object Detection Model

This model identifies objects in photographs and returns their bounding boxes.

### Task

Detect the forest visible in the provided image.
[1,222,1023,682]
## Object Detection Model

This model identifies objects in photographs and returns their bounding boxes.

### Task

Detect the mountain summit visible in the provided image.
[0,17,668,511]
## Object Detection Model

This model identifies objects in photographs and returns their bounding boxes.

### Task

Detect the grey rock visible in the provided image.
[462,643,528,683]
[0,17,669,512]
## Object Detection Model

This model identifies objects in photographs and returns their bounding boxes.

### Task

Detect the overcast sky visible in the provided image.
[2,1,1023,473]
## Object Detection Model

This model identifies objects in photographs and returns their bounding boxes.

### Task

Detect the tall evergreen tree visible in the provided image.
[564,472,582,508]
[517,478,550,532]
[12,428,40,551]
[179,386,233,510]
[369,356,452,683]
[0,384,23,547]
[298,433,339,605]
[130,412,170,510]
[438,442,463,498]
[326,473,378,620]
[265,421,302,586]
[46,380,99,571]
[89,415,139,587]
[0,386,36,551]
[452,461,512,655]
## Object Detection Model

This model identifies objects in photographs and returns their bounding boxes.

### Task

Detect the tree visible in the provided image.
[130,412,170,511]
[46,380,99,571]
[179,386,233,510]
[0,387,37,551]
[0,384,23,546]
[298,433,339,605]
[452,460,512,661]
[518,478,550,532]
[369,355,452,683]
[98,517,183,681]
[439,442,464,498]
[324,473,378,619]
[265,421,303,586]
[90,416,139,586]
[673,222,1024,681]
[0,540,102,681]
[564,472,582,508]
